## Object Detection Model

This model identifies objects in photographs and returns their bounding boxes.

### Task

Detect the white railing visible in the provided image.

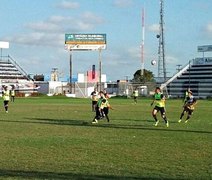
[6,55,31,80]
[160,62,190,90]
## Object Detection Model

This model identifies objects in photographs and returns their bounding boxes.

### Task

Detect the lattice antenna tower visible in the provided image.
[157,0,167,81]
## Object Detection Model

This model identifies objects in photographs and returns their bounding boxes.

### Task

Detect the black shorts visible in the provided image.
[4,101,9,106]
[103,107,109,115]
[92,101,97,106]
[153,106,166,115]
[184,106,194,115]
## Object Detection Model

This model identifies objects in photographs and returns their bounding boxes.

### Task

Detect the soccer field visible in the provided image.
[0,96,211,179]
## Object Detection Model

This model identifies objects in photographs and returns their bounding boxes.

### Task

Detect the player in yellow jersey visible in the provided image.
[178,91,197,123]
[183,88,190,105]
[99,98,112,122]
[92,91,105,124]
[2,86,10,113]
[92,91,113,124]
[151,87,169,127]
[90,88,98,112]
[10,86,15,102]
[132,88,139,104]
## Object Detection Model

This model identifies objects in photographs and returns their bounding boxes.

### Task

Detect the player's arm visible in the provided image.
[161,94,166,100]
[191,99,197,106]
[108,103,114,110]
[150,99,155,106]
[183,96,189,105]
[150,93,155,106]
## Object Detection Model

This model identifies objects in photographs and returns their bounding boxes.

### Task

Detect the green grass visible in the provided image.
[0,96,211,179]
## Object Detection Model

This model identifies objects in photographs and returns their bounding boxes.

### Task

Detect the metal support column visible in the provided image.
[69,50,72,93]
[98,48,102,91]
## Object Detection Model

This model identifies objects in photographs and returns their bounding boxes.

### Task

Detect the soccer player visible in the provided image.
[92,91,105,124]
[10,86,15,102]
[178,91,197,123]
[99,98,112,122]
[183,88,190,105]
[151,87,169,127]
[103,89,110,99]
[90,88,98,112]
[132,88,139,104]
[92,91,113,124]
[2,86,10,113]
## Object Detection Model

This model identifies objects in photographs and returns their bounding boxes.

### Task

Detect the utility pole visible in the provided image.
[176,64,182,72]
[98,48,102,91]
[69,50,72,93]
[141,7,145,77]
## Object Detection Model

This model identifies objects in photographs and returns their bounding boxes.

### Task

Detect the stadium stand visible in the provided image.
[165,57,212,98]
[0,55,38,94]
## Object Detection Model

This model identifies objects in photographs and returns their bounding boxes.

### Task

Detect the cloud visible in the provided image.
[25,11,104,33]
[205,22,212,34]
[200,22,212,39]
[48,15,70,23]
[9,11,105,47]
[166,55,179,65]
[113,0,134,8]
[5,32,64,47]
[148,24,159,33]
[56,0,79,9]
[127,46,140,59]
[26,21,62,33]
[80,12,105,24]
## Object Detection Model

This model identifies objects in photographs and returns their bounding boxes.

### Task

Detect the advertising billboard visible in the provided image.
[197,45,212,52]
[194,57,212,65]
[0,41,9,49]
[65,34,106,50]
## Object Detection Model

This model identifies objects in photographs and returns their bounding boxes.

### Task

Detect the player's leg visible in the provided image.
[135,97,137,104]
[185,110,193,123]
[92,106,100,123]
[152,107,159,126]
[99,108,105,118]
[92,101,96,112]
[91,101,93,111]
[179,108,186,123]
[4,101,9,113]
[104,107,109,122]
[160,108,169,127]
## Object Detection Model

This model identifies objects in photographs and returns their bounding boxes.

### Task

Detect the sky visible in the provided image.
[0,0,212,81]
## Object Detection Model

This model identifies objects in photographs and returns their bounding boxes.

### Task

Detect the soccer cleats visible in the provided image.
[166,121,169,127]
[92,119,98,124]
[178,119,189,123]
[154,121,159,127]
[153,120,169,127]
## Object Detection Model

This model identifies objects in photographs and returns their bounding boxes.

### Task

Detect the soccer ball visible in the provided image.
[151,60,157,66]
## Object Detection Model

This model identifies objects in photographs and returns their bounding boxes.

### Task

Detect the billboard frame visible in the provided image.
[65,34,106,51]
[197,45,212,52]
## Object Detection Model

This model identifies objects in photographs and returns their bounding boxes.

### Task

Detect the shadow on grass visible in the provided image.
[0,169,147,180]
[0,118,211,134]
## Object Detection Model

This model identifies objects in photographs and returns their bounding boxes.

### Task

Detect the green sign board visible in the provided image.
[65,34,106,45]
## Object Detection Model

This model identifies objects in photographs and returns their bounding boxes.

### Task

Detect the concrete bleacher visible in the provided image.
[0,55,38,93]
[0,56,30,81]
[166,57,212,98]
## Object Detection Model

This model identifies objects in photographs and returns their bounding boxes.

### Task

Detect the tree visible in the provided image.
[132,69,155,83]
